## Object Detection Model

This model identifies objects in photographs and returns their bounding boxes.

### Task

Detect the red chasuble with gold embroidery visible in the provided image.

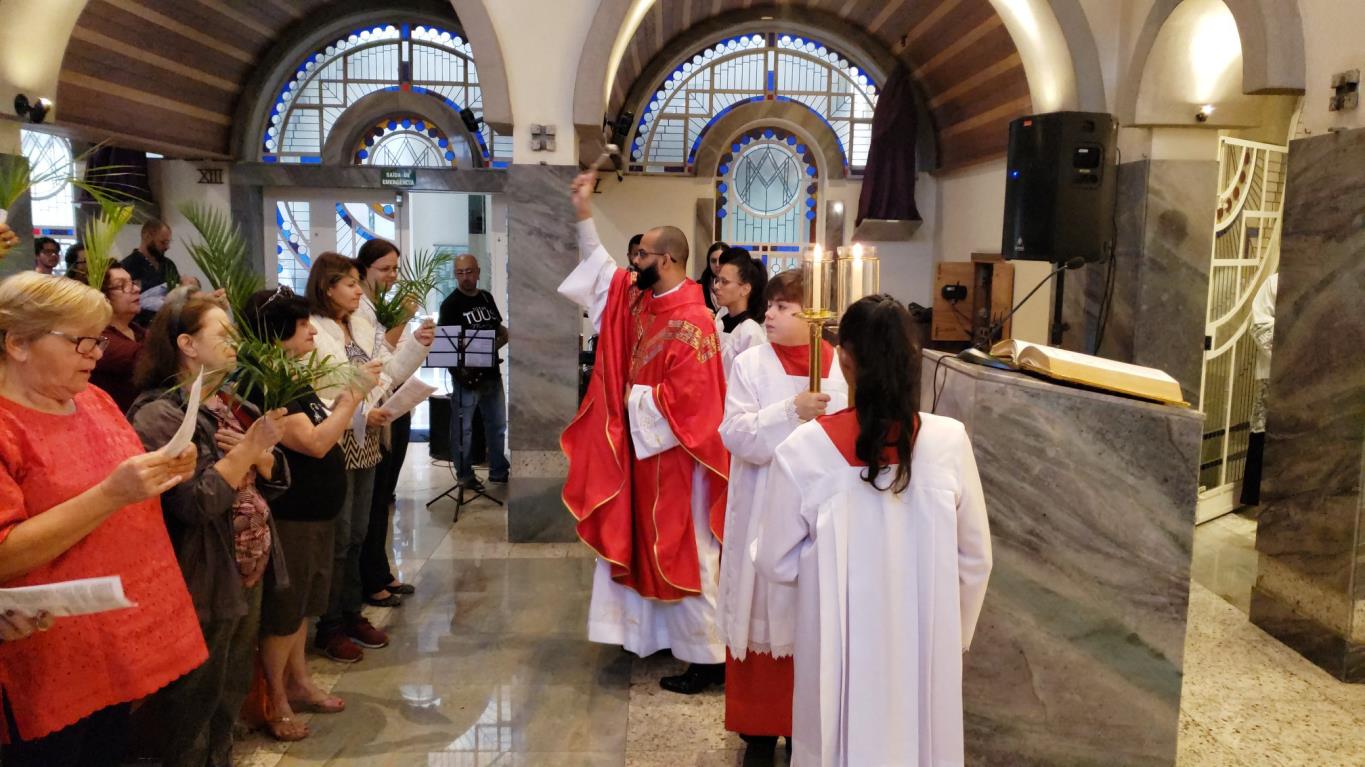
[562,271,729,601]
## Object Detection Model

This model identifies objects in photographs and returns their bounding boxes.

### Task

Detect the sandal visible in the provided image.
[290,694,346,714]
[266,715,309,742]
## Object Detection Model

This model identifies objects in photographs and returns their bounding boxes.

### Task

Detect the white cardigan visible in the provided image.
[310,297,429,407]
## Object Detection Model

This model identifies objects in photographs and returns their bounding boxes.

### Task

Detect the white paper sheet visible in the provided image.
[351,400,368,442]
[0,576,135,618]
[378,377,437,420]
[160,369,204,456]
[0,208,8,226]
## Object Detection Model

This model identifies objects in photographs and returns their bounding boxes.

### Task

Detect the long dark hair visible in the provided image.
[837,295,922,493]
[134,291,222,391]
[701,241,727,311]
[718,247,768,323]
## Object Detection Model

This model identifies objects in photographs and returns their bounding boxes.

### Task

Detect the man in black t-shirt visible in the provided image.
[437,254,510,489]
[121,218,190,326]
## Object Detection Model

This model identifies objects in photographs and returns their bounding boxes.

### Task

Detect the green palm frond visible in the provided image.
[82,197,137,291]
[179,201,264,321]
[228,324,357,412]
[398,248,454,302]
[371,285,417,330]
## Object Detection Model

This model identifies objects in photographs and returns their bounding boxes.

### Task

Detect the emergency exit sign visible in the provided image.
[380,169,416,187]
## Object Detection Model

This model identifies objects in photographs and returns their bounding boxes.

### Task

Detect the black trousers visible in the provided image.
[2,692,130,767]
[361,412,411,594]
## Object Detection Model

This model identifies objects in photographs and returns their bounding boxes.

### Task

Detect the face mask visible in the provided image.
[632,263,661,291]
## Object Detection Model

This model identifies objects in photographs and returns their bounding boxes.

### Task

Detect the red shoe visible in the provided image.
[318,629,363,663]
[346,616,389,649]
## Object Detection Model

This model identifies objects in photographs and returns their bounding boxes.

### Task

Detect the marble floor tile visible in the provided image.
[237,450,1365,767]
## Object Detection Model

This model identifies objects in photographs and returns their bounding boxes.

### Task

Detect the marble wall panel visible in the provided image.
[1251,126,1365,681]
[924,351,1202,765]
[504,165,581,541]
[1132,161,1217,407]
[1059,159,1214,407]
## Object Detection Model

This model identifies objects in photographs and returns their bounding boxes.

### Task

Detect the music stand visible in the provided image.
[424,325,503,516]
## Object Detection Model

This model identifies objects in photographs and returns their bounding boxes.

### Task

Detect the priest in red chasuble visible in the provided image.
[558,169,730,693]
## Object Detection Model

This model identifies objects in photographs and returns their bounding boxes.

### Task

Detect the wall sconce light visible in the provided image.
[13,94,51,124]
[1195,104,1215,123]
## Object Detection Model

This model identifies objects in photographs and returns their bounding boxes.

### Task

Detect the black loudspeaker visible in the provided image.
[1001,111,1118,263]
[429,395,452,461]
[427,393,487,464]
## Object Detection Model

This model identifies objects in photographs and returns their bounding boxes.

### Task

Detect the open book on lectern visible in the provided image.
[426,326,498,369]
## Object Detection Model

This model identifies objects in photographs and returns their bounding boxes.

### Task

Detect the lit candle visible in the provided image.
[810,243,824,313]
[850,242,864,308]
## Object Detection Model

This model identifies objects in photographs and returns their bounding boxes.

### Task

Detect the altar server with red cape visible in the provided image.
[558,169,731,692]
[717,270,847,764]
[753,295,993,767]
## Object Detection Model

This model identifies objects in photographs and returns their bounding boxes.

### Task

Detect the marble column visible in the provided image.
[504,164,581,542]
[1250,126,1365,681]
[1062,160,1216,407]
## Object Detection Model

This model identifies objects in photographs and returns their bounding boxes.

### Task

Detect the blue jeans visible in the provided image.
[451,376,509,481]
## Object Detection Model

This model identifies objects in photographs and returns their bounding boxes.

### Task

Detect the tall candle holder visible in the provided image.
[835,243,880,315]
[798,244,837,393]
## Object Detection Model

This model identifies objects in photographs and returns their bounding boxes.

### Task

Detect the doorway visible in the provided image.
[262,188,506,438]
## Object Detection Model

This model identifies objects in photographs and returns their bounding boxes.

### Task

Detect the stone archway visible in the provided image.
[231,2,514,161]
[1119,0,1305,123]
[321,90,481,168]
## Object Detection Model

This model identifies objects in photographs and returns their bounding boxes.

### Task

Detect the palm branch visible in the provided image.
[398,247,454,303]
[228,324,357,412]
[82,196,137,291]
[179,201,264,322]
[370,285,417,330]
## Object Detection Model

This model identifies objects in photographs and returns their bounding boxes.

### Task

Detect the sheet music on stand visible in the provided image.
[425,325,498,369]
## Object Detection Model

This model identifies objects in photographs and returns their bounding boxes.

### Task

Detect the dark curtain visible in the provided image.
[856,63,921,226]
[79,146,152,206]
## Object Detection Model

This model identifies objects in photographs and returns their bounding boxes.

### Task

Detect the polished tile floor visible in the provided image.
[234,455,1365,766]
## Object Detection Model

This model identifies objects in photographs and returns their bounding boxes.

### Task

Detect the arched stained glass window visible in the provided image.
[263,24,512,167]
[632,33,877,175]
[21,130,78,262]
[717,126,817,270]
[354,115,468,167]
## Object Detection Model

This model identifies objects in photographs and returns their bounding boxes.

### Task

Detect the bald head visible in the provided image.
[646,226,689,267]
[454,253,481,294]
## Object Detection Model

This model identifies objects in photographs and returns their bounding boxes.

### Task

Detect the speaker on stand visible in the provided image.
[1001,111,1118,345]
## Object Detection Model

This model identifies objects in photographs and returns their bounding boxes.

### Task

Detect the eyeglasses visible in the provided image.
[48,331,110,355]
[105,281,138,294]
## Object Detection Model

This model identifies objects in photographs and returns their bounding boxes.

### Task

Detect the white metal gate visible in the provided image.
[1196,137,1287,523]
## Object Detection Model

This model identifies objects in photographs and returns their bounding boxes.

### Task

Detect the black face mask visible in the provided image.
[632,263,661,291]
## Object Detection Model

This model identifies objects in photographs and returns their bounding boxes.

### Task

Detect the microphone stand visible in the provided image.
[957,257,1085,369]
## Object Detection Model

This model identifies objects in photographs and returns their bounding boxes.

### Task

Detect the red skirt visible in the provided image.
[725,650,794,736]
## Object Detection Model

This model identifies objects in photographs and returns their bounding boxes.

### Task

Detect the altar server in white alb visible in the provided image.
[711,246,768,376]
[717,269,847,763]
[753,295,993,767]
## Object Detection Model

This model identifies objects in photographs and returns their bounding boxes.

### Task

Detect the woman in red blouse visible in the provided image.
[0,272,205,767]
[89,265,146,413]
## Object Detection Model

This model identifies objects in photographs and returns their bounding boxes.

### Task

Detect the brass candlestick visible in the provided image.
[798,244,837,393]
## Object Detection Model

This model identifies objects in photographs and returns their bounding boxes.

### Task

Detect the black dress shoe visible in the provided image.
[658,662,725,694]
[364,592,403,608]
[740,735,777,767]
[387,582,415,595]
